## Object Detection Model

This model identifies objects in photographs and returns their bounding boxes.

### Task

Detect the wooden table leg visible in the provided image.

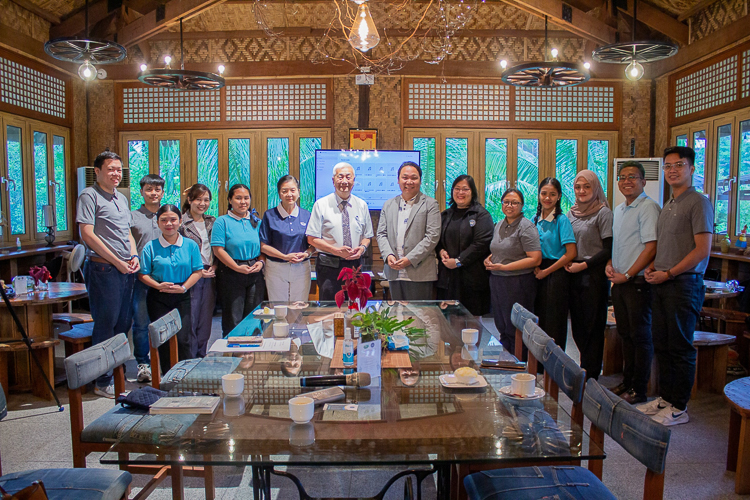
[30,346,55,400]
[0,352,8,401]
[713,345,729,393]
[736,414,750,494]
[171,465,184,500]
[728,408,740,472]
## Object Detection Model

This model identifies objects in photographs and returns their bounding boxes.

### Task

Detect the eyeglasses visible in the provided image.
[454,187,472,193]
[617,174,642,181]
[501,200,522,207]
[662,161,688,171]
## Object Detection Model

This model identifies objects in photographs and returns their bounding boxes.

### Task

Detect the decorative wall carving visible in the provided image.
[689,0,746,42]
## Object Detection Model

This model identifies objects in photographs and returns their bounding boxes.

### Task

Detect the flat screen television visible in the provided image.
[314,150,421,210]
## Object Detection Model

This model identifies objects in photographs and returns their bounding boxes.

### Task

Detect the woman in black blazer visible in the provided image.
[436,175,494,316]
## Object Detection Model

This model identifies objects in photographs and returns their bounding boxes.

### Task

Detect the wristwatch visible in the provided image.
[130,254,139,260]
[455,258,462,268]
[666,269,675,280]
[624,272,632,280]
[180,285,187,293]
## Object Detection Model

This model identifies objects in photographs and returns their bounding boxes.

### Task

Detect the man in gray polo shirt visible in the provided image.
[642,146,713,426]
[76,150,140,398]
[129,174,165,384]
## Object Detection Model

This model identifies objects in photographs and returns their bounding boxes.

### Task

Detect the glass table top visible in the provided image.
[101,301,604,467]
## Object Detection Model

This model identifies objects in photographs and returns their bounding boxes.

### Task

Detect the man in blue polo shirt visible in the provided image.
[606,161,660,405]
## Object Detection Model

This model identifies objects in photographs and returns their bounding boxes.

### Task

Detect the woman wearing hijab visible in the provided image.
[566,170,613,380]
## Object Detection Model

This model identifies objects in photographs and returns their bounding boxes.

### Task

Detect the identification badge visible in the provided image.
[469,219,476,227]
[300,221,307,226]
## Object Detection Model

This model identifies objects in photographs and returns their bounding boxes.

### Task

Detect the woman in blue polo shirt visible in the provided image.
[533,177,577,350]
[260,175,315,302]
[139,204,203,375]
[211,184,266,335]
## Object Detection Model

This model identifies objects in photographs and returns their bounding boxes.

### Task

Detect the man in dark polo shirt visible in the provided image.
[641,146,713,426]
[76,150,140,398]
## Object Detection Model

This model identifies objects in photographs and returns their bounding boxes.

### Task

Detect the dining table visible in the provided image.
[100,300,605,500]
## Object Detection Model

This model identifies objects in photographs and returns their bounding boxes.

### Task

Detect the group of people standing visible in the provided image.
[77,145,712,428]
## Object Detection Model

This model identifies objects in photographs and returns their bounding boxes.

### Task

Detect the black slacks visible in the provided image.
[535,259,571,350]
[611,278,653,396]
[490,273,537,354]
[568,262,610,380]
[217,262,265,335]
[146,287,192,376]
[316,257,361,301]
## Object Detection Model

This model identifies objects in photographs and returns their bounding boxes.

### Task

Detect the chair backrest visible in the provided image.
[64,333,131,389]
[0,383,6,421]
[511,303,538,332]
[541,342,587,404]
[522,321,552,362]
[148,309,182,349]
[583,378,671,473]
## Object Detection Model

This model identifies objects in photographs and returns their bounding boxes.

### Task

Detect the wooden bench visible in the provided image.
[701,307,749,367]
[52,312,93,327]
[725,377,750,494]
[0,339,60,401]
[58,323,93,358]
[692,331,735,396]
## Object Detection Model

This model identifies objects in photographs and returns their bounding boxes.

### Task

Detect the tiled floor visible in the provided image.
[1,316,748,499]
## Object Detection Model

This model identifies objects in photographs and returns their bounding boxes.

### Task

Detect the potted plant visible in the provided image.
[350,306,428,354]
[334,266,372,311]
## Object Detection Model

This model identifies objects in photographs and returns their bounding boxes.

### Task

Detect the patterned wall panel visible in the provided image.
[620,81,652,158]
[0,0,51,42]
[655,77,670,157]
[72,78,87,167]
[369,77,402,150]
[122,87,221,124]
[333,77,358,149]
[674,54,737,119]
[0,56,66,119]
[226,82,328,122]
[515,86,615,123]
[689,0,745,42]
[88,80,116,159]
[407,81,509,122]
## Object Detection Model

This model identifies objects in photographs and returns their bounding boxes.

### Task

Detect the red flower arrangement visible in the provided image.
[29,266,52,286]
[334,266,373,310]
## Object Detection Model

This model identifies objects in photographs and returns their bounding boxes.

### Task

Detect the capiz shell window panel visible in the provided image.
[675,55,737,119]
[515,87,614,123]
[406,82,509,123]
[122,88,220,124]
[226,83,328,122]
[0,57,66,119]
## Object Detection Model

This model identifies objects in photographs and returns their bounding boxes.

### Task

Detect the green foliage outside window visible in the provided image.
[736,121,750,235]
[413,138,436,198]
[128,140,149,210]
[33,132,48,233]
[197,139,219,217]
[484,138,507,222]
[714,125,732,234]
[267,138,290,209]
[555,139,577,214]
[517,139,539,221]
[159,140,180,207]
[587,140,609,200]
[693,131,706,193]
[53,136,67,232]
[445,138,468,206]
[299,137,321,212]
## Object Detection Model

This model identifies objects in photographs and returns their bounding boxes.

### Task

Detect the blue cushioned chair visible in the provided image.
[464,379,672,500]
[521,320,552,376]
[0,382,132,500]
[510,303,538,361]
[148,309,200,391]
[64,333,208,497]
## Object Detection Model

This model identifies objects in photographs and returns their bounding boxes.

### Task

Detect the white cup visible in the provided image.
[223,395,245,417]
[275,305,288,319]
[462,328,479,345]
[289,396,315,423]
[289,422,315,446]
[511,373,536,397]
[273,321,290,338]
[221,373,244,397]
[461,345,478,361]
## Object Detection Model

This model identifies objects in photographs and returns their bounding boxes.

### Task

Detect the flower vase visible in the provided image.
[35,281,49,291]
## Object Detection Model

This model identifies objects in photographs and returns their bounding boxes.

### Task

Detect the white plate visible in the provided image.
[289,302,310,310]
[253,309,275,318]
[439,374,488,389]
[499,385,546,400]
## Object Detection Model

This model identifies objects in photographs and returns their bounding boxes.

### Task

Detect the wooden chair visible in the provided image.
[510,303,538,362]
[148,309,202,392]
[463,379,672,500]
[701,306,749,368]
[0,381,132,499]
[725,376,750,494]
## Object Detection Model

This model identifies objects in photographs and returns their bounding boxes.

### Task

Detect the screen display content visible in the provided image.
[314,150,421,210]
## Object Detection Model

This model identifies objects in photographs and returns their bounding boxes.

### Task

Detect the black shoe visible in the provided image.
[622,389,647,405]
[610,383,628,396]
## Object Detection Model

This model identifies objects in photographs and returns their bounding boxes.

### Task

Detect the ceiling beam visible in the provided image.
[499,0,616,45]
[116,0,228,47]
[7,0,61,25]
[618,0,689,45]
[677,0,721,21]
[51,0,161,39]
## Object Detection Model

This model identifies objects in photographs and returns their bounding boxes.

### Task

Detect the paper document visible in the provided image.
[209,338,292,353]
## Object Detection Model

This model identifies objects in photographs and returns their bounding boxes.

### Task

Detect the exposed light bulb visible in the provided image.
[348,2,380,53]
[500,59,508,69]
[583,61,591,69]
[140,63,147,72]
[78,60,97,82]
[550,48,559,59]
[218,65,225,75]
[164,55,172,68]
[625,59,644,81]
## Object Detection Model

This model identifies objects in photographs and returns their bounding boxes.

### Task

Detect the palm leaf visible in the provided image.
[159,140,181,207]
[198,139,220,217]
[267,138,290,209]
[413,137,436,198]
[128,140,149,210]
[299,137,322,212]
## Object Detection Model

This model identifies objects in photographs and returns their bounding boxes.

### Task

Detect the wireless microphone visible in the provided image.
[299,372,371,387]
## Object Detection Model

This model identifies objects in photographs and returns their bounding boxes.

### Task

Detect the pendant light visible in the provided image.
[347,0,380,53]
[138,19,225,91]
[592,0,677,81]
[501,17,590,88]
[44,0,126,81]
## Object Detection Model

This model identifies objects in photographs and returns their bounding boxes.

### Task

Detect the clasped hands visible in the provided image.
[387,254,412,270]
[439,249,459,270]
[332,245,365,260]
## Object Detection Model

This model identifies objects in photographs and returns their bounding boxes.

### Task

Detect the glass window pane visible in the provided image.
[267,138,290,209]
[587,139,609,198]
[159,140,180,207]
[413,138,436,198]
[197,139,220,217]
[53,135,67,232]
[128,140,149,210]
[677,134,687,147]
[228,138,251,191]
[484,138,507,222]
[555,139,577,214]
[517,139,539,221]
[33,131,48,233]
[693,130,706,193]
[7,126,25,235]
[445,137,468,205]
[299,137,321,213]
[715,124,732,235]
[737,120,750,234]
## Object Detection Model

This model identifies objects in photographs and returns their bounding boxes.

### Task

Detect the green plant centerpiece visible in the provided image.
[350,306,428,354]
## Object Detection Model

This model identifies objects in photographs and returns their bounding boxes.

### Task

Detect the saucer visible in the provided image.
[253,309,275,318]
[439,374,488,388]
[499,385,545,400]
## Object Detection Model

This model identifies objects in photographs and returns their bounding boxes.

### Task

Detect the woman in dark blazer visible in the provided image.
[436,175,494,316]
